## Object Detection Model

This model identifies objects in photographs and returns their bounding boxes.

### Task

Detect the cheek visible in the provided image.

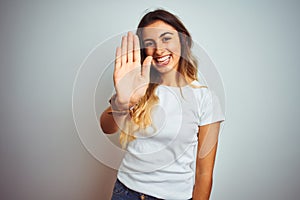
[170,45,181,59]
[168,42,181,57]
[144,47,155,56]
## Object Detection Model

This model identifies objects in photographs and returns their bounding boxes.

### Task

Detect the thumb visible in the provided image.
[141,56,152,77]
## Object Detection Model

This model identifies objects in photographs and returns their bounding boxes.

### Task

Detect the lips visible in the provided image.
[154,55,171,66]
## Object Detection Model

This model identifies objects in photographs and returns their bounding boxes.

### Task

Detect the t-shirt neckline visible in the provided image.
[158,80,197,89]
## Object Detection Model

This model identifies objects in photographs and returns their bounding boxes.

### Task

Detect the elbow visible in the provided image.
[100,123,118,134]
[99,114,119,134]
[195,170,214,183]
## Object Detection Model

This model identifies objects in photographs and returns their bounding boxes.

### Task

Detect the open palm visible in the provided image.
[113,32,152,109]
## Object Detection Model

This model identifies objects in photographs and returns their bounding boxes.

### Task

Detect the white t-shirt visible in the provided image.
[117,80,225,200]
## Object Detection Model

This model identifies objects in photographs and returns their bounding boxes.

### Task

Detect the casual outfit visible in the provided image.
[112,80,225,200]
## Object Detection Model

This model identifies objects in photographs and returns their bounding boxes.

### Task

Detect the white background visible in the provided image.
[0,0,299,199]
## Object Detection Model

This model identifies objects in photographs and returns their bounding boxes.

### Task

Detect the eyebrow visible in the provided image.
[143,32,174,42]
[159,32,174,38]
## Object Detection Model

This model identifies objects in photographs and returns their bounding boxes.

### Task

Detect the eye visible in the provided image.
[162,37,171,42]
[144,41,154,47]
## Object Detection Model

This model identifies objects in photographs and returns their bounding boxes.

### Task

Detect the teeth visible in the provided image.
[157,55,170,62]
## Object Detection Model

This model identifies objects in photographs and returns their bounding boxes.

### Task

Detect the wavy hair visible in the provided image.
[119,9,201,148]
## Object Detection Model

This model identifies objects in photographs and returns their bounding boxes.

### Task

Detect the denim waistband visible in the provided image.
[111,178,192,200]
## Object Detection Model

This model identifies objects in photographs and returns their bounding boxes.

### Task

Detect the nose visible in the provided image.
[155,48,164,56]
[154,41,166,56]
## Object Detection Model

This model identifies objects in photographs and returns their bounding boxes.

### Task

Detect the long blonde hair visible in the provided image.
[120,9,201,148]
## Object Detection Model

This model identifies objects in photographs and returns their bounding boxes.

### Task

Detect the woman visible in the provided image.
[100,9,225,200]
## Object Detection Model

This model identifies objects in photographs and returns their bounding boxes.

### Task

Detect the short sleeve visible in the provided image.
[198,89,225,126]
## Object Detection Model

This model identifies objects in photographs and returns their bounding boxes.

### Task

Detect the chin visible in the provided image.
[155,67,175,74]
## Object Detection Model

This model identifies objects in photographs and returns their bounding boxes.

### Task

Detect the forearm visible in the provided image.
[192,174,213,200]
[100,94,134,134]
[100,106,128,134]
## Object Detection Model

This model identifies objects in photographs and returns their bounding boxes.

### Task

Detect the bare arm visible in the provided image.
[100,106,123,134]
[193,121,221,200]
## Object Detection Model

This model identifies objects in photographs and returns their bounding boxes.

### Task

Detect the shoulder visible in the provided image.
[189,80,210,97]
[189,80,221,107]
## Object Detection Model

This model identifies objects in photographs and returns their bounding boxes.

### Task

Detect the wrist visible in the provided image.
[109,94,138,111]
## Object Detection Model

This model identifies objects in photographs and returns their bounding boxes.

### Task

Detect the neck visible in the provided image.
[160,70,189,87]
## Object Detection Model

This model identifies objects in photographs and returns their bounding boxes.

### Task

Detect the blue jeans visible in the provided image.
[111,179,192,200]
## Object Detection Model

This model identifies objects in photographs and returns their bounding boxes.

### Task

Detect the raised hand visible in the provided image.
[113,32,152,109]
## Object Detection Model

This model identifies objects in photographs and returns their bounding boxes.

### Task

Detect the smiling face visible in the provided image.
[142,20,181,75]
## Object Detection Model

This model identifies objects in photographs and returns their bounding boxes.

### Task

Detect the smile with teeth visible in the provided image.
[155,55,171,66]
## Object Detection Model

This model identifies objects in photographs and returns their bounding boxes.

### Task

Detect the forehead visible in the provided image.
[142,20,177,38]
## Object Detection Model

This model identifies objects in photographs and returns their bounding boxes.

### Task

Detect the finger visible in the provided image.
[115,47,121,69]
[141,56,152,78]
[133,35,141,63]
[121,36,127,65]
[127,32,133,63]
